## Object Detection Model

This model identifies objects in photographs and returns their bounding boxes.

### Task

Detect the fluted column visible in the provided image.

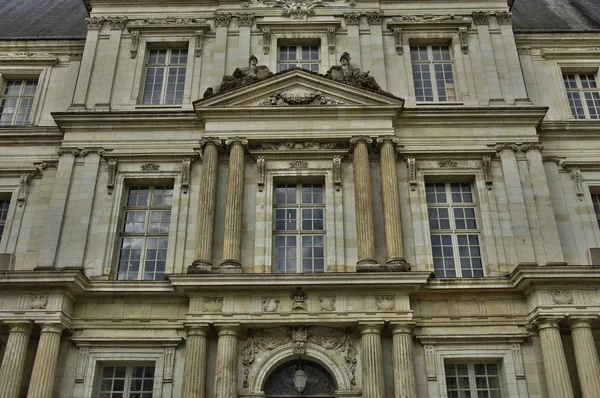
[214,325,239,398]
[189,138,222,273]
[220,137,247,272]
[350,136,376,267]
[27,324,64,398]
[181,325,209,398]
[569,318,600,398]
[391,324,417,398]
[377,135,409,271]
[0,323,33,398]
[537,319,574,398]
[360,323,385,398]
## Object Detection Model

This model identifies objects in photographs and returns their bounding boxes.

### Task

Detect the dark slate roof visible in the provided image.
[0,0,88,39]
[512,0,600,32]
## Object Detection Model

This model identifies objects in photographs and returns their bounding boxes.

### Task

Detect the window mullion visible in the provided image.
[161,51,170,104]
[468,364,477,396]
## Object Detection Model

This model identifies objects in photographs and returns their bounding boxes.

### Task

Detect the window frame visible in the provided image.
[590,187,600,232]
[0,67,50,127]
[426,181,484,278]
[444,361,504,398]
[562,71,600,120]
[0,79,39,126]
[97,363,156,398]
[276,43,321,73]
[409,44,457,103]
[272,181,326,274]
[141,47,189,105]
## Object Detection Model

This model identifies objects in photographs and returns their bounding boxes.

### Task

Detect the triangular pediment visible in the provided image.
[194,68,404,109]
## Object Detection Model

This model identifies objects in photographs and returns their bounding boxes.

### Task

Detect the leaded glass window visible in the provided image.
[142,48,188,105]
[273,183,325,273]
[410,45,456,102]
[0,79,37,126]
[426,182,483,277]
[563,73,600,119]
[117,185,173,280]
[98,365,155,398]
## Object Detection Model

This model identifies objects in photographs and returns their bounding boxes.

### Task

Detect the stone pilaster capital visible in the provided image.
[185,324,210,337]
[199,137,223,148]
[214,12,232,28]
[85,17,105,30]
[517,47,532,55]
[106,16,128,30]
[520,142,544,152]
[215,324,240,337]
[376,135,401,148]
[359,322,384,335]
[472,11,490,25]
[350,135,373,147]
[225,137,249,147]
[391,323,414,335]
[7,322,34,334]
[236,12,255,27]
[494,142,519,152]
[344,12,361,25]
[535,317,563,331]
[365,10,384,25]
[568,317,597,330]
[57,147,81,157]
[39,323,65,335]
[80,147,106,156]
[495,11,512,25]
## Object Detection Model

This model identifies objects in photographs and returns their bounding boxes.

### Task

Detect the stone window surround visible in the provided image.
[254,159,345,273]
[102,167,183,279]
[400,32,471,105]
[414,162,495,276]
[0,183,18,253]
[0,67,52,126]
[420,342,526,398]
[129,35,198,107]
[551,61,599,120]
[584,180,600,247]
[77,346,172,398]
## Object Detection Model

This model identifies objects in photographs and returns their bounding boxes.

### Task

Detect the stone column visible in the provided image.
[350,136,376,268]
[569,318,600,398]
[71,17,103,108]
[391,324,417,398]
[360,323,385,398]
[189,138,222,273]
[181,325,209,398]
[366,11,387,90]
[377,135,409,271]
[220,137,247,272]
[27,324,64,398]
[537,319,575,398]
[0,323,33,398]
[472,12,504,103]
[213,325,239,398]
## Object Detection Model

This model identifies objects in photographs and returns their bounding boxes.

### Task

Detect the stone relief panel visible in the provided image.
[241,326,359,389]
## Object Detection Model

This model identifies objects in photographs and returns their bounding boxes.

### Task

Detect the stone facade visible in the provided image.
[0,0,599,397]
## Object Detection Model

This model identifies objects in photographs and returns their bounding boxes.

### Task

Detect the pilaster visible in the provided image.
[236,14,254,66]
[26,324,65,398]
[71,17,104,109]
[472,12,504,103]
[213,13,232,86]
[344,13,361,68]
[366,11,387,90]
[94,17,127,109]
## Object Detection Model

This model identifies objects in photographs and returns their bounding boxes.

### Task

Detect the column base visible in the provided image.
[358,261,410,272]
[386,258,411,272]
[216,260,243,273]
[187,260,213,274]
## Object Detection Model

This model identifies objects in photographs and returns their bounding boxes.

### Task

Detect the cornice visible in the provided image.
[0,127,64,145]
[509,265,600,291]
[514,32,600,49]
[538,120,600,140]
[52,110,199,132]
[399,106,548,127]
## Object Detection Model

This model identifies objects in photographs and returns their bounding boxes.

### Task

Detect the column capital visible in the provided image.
[199,137,223,147]
[359,322,384,335]
[350,135,373,146]
[568,317,597,330]
[472,11,490,25]
[344,12,361,25]
[7,322,34,334]
[225,136,249,146]
[391,323,414,335]
[185,324,210,337]
[494,142,519,152]
[376,134,400,147]
[39,324,65,335]
[215,324,240,337]
[535,317,564,331]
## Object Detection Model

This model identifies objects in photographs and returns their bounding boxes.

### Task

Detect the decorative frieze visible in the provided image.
[85,17,105,30]
[261,297,280,312]
[289,160,309,169]
[181,158,192,194]
[256,156,265,192]
[471,11,490,25]
[551,289,573,305]
[257,0,340,19]
[459,26,469,54]
[259,141,338,150]
[495,11,512,25]
[262,27,271,55]
[260,91,344,106]
[438,159,458,168]
[375,295,395,310]
[333,155,342,191]
[203,297,224,312]
[29,294,48,309]
[131,17,205,26]
[236,13,255,27]
[365,10,384,25]
[107,158,118,194]
[393,14,468,23]
[195,31,204,57]
[483,155,493,190]
[141,163,160,172]
[130,31,140,58]
[344,12,361,25]
[106,16,128,30]
[214,13,232,28]
[392,28,403,55]
[406,156,417,191]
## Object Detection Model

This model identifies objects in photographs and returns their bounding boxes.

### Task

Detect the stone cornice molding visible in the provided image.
[471,11,490,25]
[416,332,529,345]
[236,12,255,27]
[126,17,210,36]
[214,13,233,28]
[0,52,59,66]
[400,106,548,127]
[541,47,600,59]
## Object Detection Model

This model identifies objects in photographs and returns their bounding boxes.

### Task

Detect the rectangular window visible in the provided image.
[591,190,600,230]
[98,364,155,398]
[0,197,10,241]
[563,73,600,119]
[142,48,188,105]
[426,182,483,278]
[445,363,502,398]
[117,185,173,280]
[410,45,456,102]
[278,44,320,73]
[273,183,325,273]
[0,79,38,126]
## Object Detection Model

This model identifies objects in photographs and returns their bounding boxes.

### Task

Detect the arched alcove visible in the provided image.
[263,359,335,397]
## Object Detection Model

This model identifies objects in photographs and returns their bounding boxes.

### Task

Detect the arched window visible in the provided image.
[264,360,336,397]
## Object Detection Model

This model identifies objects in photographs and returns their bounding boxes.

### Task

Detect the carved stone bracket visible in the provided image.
[17,173,35,207]
[75,346,89,383]
[424,345,436,380]
[459,26,468,54]
[214,13,232,28]
[163,347,175,383]
[495,11,512,25]
[406,156,417,191]
[237,13,255,27]
[107,159,118,194]
[483,155,493,190]
[569,167,583,199]
[262,27,271,55]
[107,16,128,30]
[392,28,403,55]
[511,344,526,379]
[472,11,490,25]
[85,17,105,30]
[333,155,342,191]
[195,31,204,57]
[130,31,140,58]
[181,158,192,194]
[257,156,265,192]
[344,12,361,25]
[365,10,384,25]
[327,27,336,54]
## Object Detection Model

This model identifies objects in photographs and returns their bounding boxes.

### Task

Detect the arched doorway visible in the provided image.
[263,359,336,397]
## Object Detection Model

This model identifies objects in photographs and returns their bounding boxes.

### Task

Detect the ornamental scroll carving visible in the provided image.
[181,158,192,194]
[241,326,358,388]
[259,91,344,106]
[130,17,206,26]
[255,0,353,20]
[393,14,468,23]
[333,155,342,191]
